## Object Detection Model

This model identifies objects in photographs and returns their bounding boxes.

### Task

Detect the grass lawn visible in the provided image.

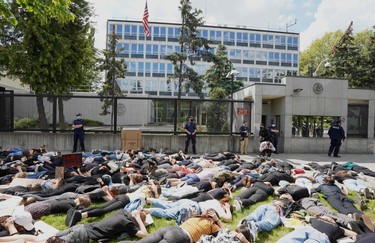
[41,187,375,242]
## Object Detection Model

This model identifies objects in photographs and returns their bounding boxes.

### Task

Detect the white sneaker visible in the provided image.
[249,220,257,242]
[234,200,242,212]
[358,172,367,182]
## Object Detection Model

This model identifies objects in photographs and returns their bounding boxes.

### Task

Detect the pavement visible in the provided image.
[239,153,375,186]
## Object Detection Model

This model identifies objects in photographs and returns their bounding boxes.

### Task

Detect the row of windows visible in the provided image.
[118,44,298,65]
[109,23,299,49]
[117,69,298,95]
[124,61,297,82]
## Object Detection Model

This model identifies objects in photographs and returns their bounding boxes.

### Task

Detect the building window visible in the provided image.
[250,33,261,46]
[347,104,368,138]
[292,116,340,138]
[287,36,299,50]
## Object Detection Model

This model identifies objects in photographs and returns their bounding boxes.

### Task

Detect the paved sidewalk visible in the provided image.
[240,153,375,185]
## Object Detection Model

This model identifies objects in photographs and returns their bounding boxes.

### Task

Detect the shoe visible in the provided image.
[68,210,82,227]
[358,172,367,182]
[352,212,361,221]
[248,220,257,242]
[362,214,375,232]
[363,188,372,200]
[242,177,249,187]
[165,181,172,188]
[355,193,367,211]
[328,153,331,157]
[234,199,242,212]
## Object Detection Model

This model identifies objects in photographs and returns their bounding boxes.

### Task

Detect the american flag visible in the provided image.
[142,1,150,37]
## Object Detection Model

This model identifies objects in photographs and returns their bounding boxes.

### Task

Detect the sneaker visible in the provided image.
[358,172,367,182]
[352,212,361,221]
[248,220,257,242]
[165,181,172,188]
[234,199,242,212]
[363,188,372,200]
[355,193,367,211]
[362,213,375,232]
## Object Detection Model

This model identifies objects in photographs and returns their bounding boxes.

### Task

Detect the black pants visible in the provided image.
[326,193,362,215]
[125,226,190,243]
[353,165,375,177]
[83,195,130,218]
[237,187,268,207]
[73,132,85,152]
[184,136,196,154]
[328,139,341,156]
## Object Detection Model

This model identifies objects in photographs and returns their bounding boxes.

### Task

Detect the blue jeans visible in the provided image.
[149,198,200,219]
[243,204,281,232]
[181,174,200,184]
[343,179,366,192]
[276,226,329,243]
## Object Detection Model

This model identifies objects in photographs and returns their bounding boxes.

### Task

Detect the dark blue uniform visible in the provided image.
[184,120,197,154]
[268,123,279,153]
[328,123,345,157]
[73,116,85,152]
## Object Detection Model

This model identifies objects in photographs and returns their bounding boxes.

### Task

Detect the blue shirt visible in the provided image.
[184,121,196,136]
[73,118,84,133]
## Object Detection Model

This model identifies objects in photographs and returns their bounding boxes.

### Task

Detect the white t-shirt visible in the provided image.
[198,199,226,218]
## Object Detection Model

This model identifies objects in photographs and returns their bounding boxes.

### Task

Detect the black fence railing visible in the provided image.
[1,93,252,135]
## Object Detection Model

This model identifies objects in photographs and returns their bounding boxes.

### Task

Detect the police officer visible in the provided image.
[184,116,197,154]
[239,121,249,154]
[72,113,85,153]
[328,120,346,157]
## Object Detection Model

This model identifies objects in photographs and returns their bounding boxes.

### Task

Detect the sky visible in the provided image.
[87,0,375,52]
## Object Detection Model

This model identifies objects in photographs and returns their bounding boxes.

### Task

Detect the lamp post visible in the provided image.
[226,68,239,135]
[313,58,331,77]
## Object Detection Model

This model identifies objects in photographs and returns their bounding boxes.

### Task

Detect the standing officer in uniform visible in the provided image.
[184,116,197,154]
[239,121,249,154]
[268,121,280,154]
[328,120,346,157]
[72,113,85,153]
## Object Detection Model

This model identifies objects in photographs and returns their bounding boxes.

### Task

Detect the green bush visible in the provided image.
[14,117,39,129]
[84,119,104,126]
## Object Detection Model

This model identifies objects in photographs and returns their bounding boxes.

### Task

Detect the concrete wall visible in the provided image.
[0,132,373,154]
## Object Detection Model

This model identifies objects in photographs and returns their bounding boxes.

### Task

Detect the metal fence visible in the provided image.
[1,93,252,135]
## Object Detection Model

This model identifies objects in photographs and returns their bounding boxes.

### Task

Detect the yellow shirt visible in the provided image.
[180,217,220,243]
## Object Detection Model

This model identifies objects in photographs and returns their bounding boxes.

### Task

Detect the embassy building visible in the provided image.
[107,19,299,97]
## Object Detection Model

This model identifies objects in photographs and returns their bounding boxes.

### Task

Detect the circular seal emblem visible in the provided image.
[117,103,126,117]
[313,82,323,94]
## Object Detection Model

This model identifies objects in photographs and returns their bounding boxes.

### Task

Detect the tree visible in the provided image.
[97,27,126,124]
[203,45,243,97]
[299,31,343,76]
[300,23,375,89]
[203,45,243,133]
[0,0,97,130]
[0,0,74,26]
[164,0,212,99]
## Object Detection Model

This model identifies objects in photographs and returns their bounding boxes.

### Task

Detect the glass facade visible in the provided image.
[107,20,299,96]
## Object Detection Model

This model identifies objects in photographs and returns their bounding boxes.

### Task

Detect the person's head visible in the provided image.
[46,236,67,243]
[23,197,36,206]
[189,116,194,122]
[109,186,120,197]
[323,176,335,184]
[260,123,264,129]
[76,195,91,208]
[235,224,252,243]
[335,120,341,125]
[129,173,144,184]
[243,121,248,125]
[76,113,82,119]
[12,211,34,231]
